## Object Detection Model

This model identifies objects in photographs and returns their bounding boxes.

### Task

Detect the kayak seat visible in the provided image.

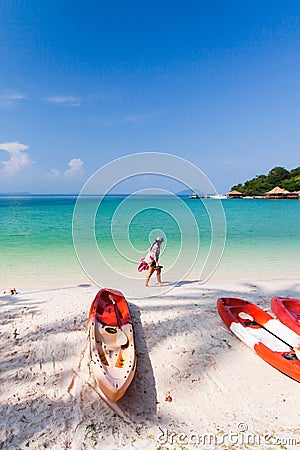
[96,323,120,349]
[283,353,298,360]
[244,320,259,327]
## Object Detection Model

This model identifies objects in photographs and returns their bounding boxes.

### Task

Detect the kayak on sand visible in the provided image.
[217,297,300,382]
[88,288,136,402]
[271,297,300,335]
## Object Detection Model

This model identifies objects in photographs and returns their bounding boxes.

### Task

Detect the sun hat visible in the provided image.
[156,236,164,242]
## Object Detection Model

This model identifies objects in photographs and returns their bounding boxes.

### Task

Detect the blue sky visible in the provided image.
[1,0,300,193]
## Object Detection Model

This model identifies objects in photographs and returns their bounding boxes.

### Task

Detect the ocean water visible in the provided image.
[0,195,299,288]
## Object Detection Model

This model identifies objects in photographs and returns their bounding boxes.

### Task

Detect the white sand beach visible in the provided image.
[1,278,300,450]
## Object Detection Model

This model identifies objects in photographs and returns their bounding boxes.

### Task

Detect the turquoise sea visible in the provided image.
[0,195,299,288]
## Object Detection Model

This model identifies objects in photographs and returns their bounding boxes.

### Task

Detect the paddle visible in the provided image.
[108,294,128,346]
[238,312,300,360]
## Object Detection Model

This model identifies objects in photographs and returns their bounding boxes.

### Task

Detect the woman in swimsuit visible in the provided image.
[145,236,164,287]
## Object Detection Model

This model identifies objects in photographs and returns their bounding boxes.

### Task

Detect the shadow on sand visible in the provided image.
[117,302,157,421]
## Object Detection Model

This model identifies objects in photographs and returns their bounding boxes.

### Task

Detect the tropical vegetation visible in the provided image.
[231,166,300,196]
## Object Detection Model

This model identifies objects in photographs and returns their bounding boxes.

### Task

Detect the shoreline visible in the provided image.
[1,278,300,449]
[2,269,300,293]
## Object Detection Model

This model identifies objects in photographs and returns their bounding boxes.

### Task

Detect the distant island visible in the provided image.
[0,192,33,196]
[231,166,300,196]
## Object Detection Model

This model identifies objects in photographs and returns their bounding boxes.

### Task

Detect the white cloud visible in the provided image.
[2,93,28,101]
[0,93,28,108]
[123,114,141,124]
[0,141,32,175]
[50,169,61,176]
[65,158,84,176]
[45,96,81,106]
[50,158,84,178]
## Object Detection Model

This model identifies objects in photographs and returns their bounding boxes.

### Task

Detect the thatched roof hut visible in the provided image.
[265,186,297,199]
[266,186,290,195]
[288,191,300,199]
[227,190,243,198]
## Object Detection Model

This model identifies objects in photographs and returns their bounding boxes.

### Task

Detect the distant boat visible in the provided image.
[189,192,200,199]
[209,194,227,200]
[243,196,254,199]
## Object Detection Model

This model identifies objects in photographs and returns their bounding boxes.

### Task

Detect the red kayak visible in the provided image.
[217,297,300,382]
[88,288,136,402]
[271,297,300,335]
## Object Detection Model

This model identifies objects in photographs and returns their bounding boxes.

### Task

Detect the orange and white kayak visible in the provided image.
[271,297,300,335]
[88,288,136,402]
[217,297,300,382]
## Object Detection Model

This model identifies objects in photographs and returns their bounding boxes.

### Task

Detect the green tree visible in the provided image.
[267,167,290,185]
[290,166,300,177]
[230,166,299,195]
[282,177,300,191]
[230,183,245,193]
[244,175,272,195]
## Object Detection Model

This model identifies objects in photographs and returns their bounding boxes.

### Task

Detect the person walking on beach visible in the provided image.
[145,237,164,287]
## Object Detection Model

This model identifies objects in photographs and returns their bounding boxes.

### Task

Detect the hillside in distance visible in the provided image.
[231,166,300,196]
